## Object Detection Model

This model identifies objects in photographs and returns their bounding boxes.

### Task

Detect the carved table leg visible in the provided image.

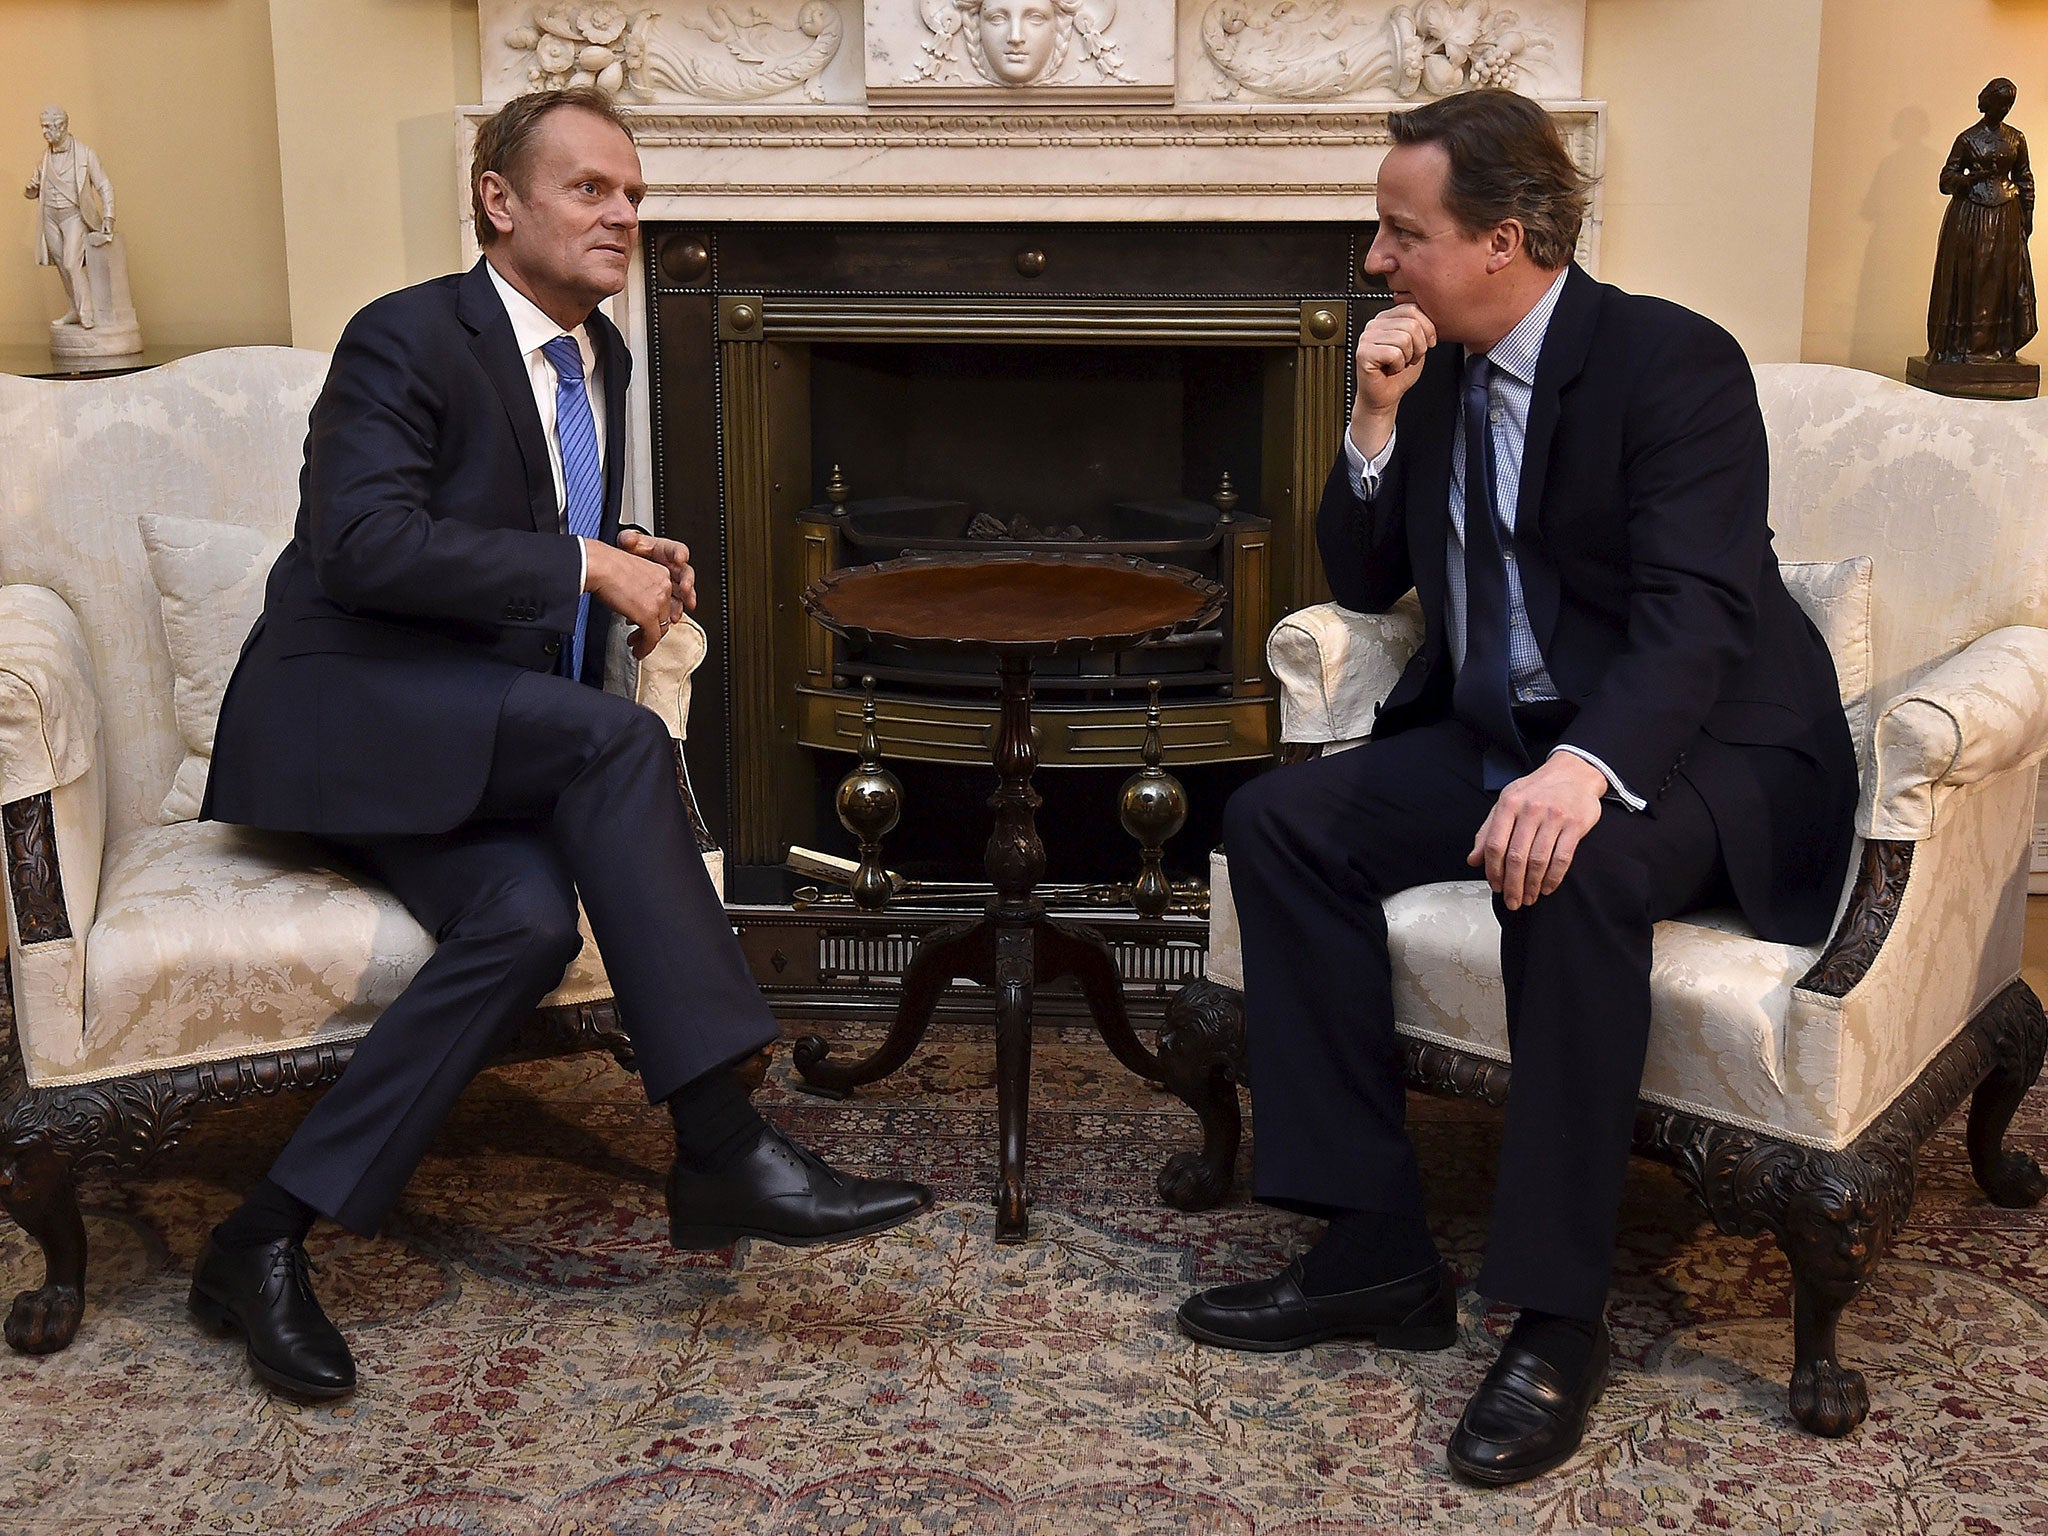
[1153,978,1247,1210]
[995,927,1035,1241]
[1037,918,1161,1082]
[0,1138,87,1355]
[1966,980,2048,1208]
[794,919,990,1096]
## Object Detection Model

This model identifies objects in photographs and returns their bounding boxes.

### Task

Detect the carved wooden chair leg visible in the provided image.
[0,1135,87,1355]
[1966,980,2048,1208]
[1773,1150,1911,1438]
[1154,978,1247,1210]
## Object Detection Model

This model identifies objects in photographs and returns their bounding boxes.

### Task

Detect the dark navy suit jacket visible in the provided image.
[203,259,631,836]
[1318,263,1858,944]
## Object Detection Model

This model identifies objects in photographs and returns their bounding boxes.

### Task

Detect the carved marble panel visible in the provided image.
[866,0,1177,106]
[479,1,865,105]
[1180,0,1585,106]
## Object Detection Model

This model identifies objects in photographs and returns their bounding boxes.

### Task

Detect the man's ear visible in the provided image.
[1486,219,1526,274]
[479,170,517,241]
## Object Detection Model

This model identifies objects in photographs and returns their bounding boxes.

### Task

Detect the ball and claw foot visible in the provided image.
[1975,1147,2047,1209]
[1790,1358,1869,1438]
[1157,1148,1231,1210]
[6,1282,83,1355]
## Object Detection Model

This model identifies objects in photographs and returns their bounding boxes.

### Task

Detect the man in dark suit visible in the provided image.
[1175,90,1857,1484]
[192,89,930,1400]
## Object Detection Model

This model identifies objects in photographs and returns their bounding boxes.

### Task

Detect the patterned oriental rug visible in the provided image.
[3,1000,2046,1535]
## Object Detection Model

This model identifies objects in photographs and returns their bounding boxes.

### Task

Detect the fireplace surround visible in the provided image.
[644,219,1379,896]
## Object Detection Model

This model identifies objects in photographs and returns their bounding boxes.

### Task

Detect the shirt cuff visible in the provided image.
[1343,425,1398,499]
[1548,744,1648,812]
[575,535,589,595]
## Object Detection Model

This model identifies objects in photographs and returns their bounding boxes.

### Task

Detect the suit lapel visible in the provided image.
[1513,264,1598,544]
[457,259,558,535]
[1513,264,1599,650]
[592,311,631,539]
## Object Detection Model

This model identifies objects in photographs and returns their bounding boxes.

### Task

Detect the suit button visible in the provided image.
[543,638,561,657]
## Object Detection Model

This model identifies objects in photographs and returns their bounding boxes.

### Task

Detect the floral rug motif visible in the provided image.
[2,1003,2045,1535]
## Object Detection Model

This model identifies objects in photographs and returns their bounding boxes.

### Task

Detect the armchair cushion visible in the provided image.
[1777,556,1873,768]
[47,816,724,1084]
[135,513,282,824]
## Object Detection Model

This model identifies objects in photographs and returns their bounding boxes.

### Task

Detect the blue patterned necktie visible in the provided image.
[541,334,603,682]
[1451,351,1527,788]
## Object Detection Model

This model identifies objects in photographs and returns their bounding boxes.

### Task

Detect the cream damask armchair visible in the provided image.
[0,348,720,1357]
[1152,362,2048,1437]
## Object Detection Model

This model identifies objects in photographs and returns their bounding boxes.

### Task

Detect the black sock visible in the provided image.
[1504,1308,1600,1379]
[1295,1208,1440,1296]
[667,1066,768,1173]
[213,1178,316,1251]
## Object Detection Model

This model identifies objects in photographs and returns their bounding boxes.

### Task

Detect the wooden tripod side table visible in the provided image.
[795,552,1225,1239]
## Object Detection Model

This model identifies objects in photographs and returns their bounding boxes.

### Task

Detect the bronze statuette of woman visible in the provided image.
[1910,77,2038,399]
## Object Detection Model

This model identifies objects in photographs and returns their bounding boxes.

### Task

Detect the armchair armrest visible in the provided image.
[0,586,100,805]
[631,612,717,861]
[1865,625,2048,841]
[1267,593,1425,748]
[1,586,106,1084]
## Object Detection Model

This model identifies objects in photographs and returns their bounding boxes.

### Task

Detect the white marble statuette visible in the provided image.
[24,105,141,361]
[497,2,853,104]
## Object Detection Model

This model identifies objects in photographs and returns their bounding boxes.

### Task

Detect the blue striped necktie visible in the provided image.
[541,334,603,682]
[1451,351,1528,788]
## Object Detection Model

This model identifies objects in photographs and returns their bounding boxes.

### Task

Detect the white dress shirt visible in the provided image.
[484,259,605,597]
[1342,268,1644,809]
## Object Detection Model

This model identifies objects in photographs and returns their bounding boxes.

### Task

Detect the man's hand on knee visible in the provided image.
[1468,753,1608,910]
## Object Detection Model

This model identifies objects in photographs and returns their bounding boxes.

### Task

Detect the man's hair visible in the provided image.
[1387,89,1592,270]
[471,88,634,248]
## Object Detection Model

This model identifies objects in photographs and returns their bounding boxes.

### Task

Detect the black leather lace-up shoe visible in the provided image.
[189,1235,356,1399]
[666,1124,933,1249]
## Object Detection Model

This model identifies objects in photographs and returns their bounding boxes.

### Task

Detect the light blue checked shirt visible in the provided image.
[1344,267,1645,809]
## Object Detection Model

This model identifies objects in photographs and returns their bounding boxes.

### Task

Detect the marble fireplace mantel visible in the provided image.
[462,1,1602,235]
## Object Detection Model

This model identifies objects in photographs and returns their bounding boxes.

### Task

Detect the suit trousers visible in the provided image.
[268,670,779,1234]
[1223,718,1727,1320]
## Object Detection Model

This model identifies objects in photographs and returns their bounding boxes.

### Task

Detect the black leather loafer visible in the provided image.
[667,1124,933,1249]
[1446,1322,1611,1485]
[1176,1258,1458,1353]
[189,1235,356,1399]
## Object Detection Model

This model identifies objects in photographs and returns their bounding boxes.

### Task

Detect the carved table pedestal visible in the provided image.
[794,553,1223,1239]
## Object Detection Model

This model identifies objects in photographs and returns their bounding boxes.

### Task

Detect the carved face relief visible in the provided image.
[899,0,1132,90]
[40,108,67,147]
[978,2,1060,85]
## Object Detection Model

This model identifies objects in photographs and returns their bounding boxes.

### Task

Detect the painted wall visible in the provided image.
[266,0,481,351]
[1584,0,1827,364]
[0,0,291,350]
[1804,0,2048,377]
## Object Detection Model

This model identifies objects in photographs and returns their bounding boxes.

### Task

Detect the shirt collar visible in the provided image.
[1475,265,1571,387]
[484,258,593,369]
